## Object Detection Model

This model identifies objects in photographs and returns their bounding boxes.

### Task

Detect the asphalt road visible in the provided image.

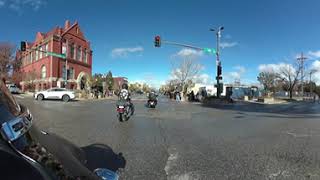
[16,95,320,180]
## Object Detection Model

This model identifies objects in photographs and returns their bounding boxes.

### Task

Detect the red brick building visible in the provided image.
[18,20,92,91]
[113,77,128,91]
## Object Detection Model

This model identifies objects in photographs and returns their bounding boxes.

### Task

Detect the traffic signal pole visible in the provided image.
[162,40,204,51]
[210,26,224,98]
[216,29,222,98]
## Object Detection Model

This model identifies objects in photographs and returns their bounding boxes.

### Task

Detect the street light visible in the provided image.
[210,26,224,98]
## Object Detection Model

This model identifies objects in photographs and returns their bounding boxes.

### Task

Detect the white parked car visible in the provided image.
[34,88,75,102]
[6,84,20,94]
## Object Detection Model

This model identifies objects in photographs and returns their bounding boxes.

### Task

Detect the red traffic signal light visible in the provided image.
[20,41,26,51]
[154,35,161,47]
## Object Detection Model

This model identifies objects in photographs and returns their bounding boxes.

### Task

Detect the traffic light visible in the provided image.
[20,41,26,51]
[154,36,161,47]
[217,65,222,76]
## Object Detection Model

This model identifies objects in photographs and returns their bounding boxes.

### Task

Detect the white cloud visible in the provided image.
[194,73,213,85]
[0,0,5,7]
[312,60,320,70]
[234,65,246,74]
[258,63,296,74]
[111,46,144,58]
[220,41,238,49]
[173,48,203,59]
[2,0,46,12]
[231,72,241,79]
[224,66,247,84]
[311,60,320,85]
[308,50,320,59]
[258,64,279,73]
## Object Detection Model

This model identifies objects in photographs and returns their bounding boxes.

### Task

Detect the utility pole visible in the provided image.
[297,52,307,97]
[309,69,317,95]
[210,26,224,98]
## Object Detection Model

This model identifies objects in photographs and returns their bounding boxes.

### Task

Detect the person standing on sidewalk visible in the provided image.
[176,91,181,102]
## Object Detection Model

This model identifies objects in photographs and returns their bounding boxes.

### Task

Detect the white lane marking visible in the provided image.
[268,170,290,179]
[173,173,197,180]
[165,148,179,177]
[14,95,25,99]
[286,131,312,138]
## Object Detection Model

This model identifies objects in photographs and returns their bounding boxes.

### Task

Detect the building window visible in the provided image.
[45,43,49,56]
[39,46,43,59]
[68,67,74,79]
[31,51,34,62]
[76,46,81,61]
[62,43,67,55]
[76,27,79,34]
[83,49,87,63]
[28,53,31,63]
[35,48,39,61]
[69,43,75,59]
[62,65,66,80]
[41,65,46,79]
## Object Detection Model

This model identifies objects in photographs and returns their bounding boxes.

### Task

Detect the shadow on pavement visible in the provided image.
[81,144,126,172]
[201,101,320,115]
[36,99,79,102]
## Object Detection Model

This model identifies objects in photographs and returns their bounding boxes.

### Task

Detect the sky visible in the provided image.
[1,0,320,87]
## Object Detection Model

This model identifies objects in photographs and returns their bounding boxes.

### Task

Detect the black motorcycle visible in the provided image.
[116,100,134,122]
[0,81,125,180]
[116,90,134,122]
[147,99,157,108]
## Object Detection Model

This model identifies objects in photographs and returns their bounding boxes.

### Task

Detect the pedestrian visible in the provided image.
[176,92,180,102]
[190,90,195,101]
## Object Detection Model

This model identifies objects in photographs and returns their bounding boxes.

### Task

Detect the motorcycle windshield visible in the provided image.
[116,99,127,106]
[0,80,98,179]
[0,80,21,124]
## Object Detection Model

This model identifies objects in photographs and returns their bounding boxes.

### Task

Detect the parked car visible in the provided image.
[6,84,20,94]
[34,88,75,102]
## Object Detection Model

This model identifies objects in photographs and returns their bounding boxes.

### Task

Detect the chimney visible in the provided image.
[65,20,70,30]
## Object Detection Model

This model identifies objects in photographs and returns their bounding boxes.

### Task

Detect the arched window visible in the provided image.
[41,65,46,79]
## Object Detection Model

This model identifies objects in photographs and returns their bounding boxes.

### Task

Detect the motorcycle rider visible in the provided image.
[148,90,158,105]
[119,83,134,113]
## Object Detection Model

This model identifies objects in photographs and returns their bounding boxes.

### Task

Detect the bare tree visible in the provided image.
[24,69,37,91]
[171,57,203,98]
[257,71,278,96]
[0,43,15,80]
[278,62,302,99]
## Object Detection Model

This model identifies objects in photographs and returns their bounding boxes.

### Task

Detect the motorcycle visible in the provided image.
[116,100,134,122]
[116,91,134,122]
[0,81,125,180]
[147,99,157,108]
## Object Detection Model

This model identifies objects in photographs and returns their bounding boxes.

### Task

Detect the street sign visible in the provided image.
[203,48,216,54]
[46,52,66,59]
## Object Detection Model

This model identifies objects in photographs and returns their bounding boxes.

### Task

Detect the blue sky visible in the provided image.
[1,0,320,87]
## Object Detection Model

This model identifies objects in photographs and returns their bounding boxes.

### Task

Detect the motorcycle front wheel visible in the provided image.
[118,113,123,122]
